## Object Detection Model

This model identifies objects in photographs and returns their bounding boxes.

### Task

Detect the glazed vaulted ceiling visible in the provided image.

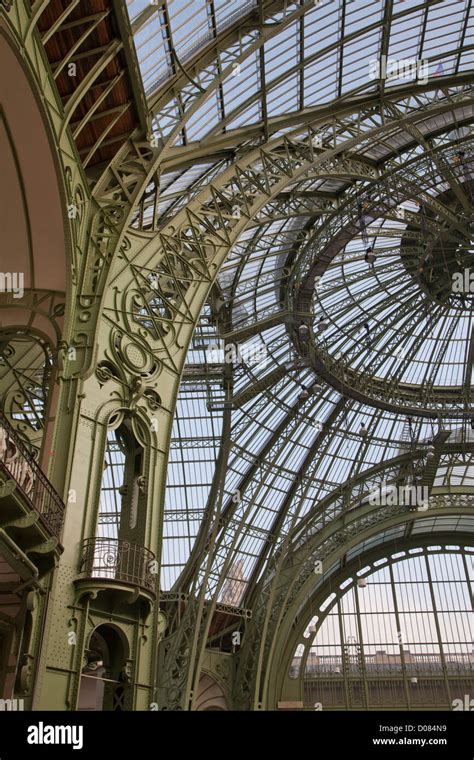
[119,1,474,596]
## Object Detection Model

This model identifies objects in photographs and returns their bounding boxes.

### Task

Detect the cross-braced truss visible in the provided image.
[2,0,473,712]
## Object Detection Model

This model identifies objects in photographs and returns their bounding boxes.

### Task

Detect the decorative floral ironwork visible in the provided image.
[79,537,156,592]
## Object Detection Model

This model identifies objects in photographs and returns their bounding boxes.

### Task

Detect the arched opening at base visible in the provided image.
[78,625,130,712]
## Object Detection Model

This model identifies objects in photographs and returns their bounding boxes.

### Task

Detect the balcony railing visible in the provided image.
[0,412,65,538]
[79,538,157,593]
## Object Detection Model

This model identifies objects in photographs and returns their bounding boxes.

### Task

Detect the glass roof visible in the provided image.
[304,146,474,389]
[124,1,474,596]
[127,0,474,162]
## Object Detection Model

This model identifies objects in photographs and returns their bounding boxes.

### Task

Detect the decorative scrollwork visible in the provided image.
[79,538,155,592]
[0,332,53,456]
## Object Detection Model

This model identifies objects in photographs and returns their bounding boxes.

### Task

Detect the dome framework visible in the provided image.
[0,0,472,713]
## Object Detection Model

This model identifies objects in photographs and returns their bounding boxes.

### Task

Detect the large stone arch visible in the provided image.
[0,9,86,470]
[194,672,229,712]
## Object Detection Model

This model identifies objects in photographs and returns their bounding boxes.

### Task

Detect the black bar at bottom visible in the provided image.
[0,709,471,757]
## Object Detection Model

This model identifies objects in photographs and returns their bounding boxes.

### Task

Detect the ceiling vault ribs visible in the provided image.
[19,0,474,714]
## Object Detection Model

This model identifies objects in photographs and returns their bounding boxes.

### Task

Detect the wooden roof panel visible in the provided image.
[38,0,144,168]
